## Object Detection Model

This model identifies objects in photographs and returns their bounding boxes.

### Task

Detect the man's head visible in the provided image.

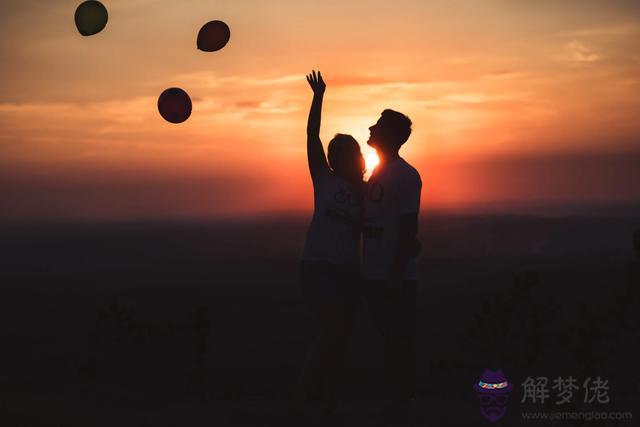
[367,109,412,153]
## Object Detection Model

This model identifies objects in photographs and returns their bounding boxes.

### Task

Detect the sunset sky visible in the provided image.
[1,0,639,220]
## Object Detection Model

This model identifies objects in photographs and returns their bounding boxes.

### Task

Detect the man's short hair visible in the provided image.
[381,109,412,147]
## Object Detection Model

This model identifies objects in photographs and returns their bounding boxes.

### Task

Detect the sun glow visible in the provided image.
[365,151,380,176]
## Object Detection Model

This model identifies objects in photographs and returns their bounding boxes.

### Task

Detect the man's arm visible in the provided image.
[306,70,328,177]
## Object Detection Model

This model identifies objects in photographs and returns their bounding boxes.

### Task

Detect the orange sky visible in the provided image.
[1,0,639,220]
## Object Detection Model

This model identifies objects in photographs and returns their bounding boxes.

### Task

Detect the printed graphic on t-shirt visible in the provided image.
[362,222,383,239]
[326,183,360,234]
[333,185,359,206]
[325,206,356,227]
[368,181,384,203]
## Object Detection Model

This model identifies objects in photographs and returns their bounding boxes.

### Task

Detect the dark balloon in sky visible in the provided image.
[197,20,231,52]
[158,88,192,124]
[74,1,108,36]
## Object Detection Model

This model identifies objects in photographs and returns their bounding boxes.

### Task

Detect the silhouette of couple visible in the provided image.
[293,70,422,418]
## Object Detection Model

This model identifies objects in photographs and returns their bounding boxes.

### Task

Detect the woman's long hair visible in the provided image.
[327,134,365,182]
[327,134,366,240]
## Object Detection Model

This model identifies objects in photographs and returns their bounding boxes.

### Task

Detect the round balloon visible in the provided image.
[75,1,108,36]
[158,88,192,124]
[197,20,231,52]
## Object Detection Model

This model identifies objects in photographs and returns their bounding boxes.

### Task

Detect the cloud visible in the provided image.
[564,40,600,63]
[442,92,531,105]
[559,23,639,39]
[169,72,302,90]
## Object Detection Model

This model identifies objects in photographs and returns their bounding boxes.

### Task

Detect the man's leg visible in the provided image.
[364,280,416,402]
[384,280,417,403]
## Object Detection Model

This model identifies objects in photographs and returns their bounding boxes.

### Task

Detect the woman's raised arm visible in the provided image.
[305,70,329,177]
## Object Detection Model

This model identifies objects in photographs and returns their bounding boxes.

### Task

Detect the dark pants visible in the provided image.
[363,279,417,402]
[296,260,361,407]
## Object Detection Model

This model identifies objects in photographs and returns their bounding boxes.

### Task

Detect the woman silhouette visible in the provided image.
[292,70,365,415]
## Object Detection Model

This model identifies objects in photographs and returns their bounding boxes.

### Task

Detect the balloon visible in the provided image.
[75,1,108,36]
[158,88,192,124]
[197,20,231,52]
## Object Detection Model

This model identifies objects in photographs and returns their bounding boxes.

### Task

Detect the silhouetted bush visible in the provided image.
[459,270,561,370]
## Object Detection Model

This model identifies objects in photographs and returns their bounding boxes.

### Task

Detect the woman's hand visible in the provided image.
[306,70,326,95]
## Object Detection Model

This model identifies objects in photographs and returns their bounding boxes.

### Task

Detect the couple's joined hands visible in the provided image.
[306,70,326,95]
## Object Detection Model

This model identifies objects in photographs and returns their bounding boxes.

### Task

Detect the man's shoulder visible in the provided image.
[398,158,422,185]
[374,157,421,185]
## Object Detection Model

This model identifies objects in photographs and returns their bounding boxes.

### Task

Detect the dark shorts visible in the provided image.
[363,280,417,339]
[363,279,417,400]
[299,260,362,322]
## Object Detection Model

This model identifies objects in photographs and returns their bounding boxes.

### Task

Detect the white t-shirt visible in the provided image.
[302,168,361,266]
[363,157,422,280]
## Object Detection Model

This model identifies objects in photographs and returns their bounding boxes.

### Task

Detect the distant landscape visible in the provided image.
[1,211,638,426]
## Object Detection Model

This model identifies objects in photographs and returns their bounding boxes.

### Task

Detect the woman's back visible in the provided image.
[302,169,362,266]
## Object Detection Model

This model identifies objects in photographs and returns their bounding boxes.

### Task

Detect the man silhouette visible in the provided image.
[363,109,422,415]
